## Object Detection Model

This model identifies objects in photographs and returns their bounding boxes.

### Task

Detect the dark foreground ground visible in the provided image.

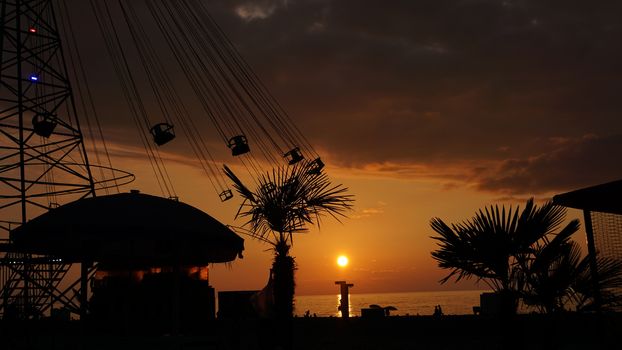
[1,313,620,350]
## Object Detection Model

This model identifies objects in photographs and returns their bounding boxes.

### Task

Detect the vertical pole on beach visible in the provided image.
[335,281,353,318]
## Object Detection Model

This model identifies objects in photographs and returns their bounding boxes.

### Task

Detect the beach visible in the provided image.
[1,313,619,350]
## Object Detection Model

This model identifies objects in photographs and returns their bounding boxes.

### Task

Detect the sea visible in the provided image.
[294,290,488,317]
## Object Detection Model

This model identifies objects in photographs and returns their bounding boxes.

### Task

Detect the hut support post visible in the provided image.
[583,210,602,311]
[172,263,181,335]
[80,261,90,319]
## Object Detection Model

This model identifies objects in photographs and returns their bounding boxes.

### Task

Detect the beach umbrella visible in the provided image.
[10,192,244,267]
[369,304,397,316]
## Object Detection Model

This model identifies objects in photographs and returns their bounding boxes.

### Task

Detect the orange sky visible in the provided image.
[108,150,589,296]
[2,0,619,296]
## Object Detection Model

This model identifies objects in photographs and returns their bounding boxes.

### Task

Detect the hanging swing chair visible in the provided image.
[282,177,299,192]
[228,135,250,156]
[260,182,276,194]
[219,189,233,202]
[150,123,176,146]
[284,147,304,165]
[32,113,58,138]
[307,158,325,175]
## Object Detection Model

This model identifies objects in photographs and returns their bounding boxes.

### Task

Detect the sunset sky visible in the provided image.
[55,0,622,295]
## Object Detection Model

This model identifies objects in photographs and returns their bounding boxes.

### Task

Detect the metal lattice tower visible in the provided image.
[1,0,96,319]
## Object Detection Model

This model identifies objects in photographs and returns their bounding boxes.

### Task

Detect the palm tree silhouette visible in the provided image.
[521,232,584,313]
[431,198,622,313]
[430,199,580,314]
[524,238,622,313]
[224,161,353,318]
[572,254,622,312]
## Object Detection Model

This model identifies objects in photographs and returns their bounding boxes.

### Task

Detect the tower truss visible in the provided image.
[0,0,96,224]
[0,0,96,319]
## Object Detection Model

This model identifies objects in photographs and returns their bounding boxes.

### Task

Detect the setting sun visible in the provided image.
[337,255,349,267]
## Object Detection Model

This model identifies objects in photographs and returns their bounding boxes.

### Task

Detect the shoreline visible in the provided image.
[292,289,491,297]
[293,289,488,317]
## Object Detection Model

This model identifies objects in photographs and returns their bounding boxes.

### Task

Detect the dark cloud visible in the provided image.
[62,0,622,194]
[208,0,622,193]
[475,134,622,194]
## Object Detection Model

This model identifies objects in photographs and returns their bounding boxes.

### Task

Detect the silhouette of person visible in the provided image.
[433,304,444,317]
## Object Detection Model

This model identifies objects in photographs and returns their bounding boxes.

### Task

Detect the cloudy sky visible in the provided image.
[205,0,622,193]
[59,0,622,294]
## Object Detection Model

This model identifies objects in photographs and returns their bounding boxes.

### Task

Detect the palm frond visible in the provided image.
[431,217,500,285]
[223,164,255,203]
[225,160,353,244]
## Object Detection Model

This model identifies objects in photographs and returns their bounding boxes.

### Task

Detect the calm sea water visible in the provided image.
[294,290,488,317]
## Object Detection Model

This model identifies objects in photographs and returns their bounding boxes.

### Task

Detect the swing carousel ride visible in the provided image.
[0,0,327,321]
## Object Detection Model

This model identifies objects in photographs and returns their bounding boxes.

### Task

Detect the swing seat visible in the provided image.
[228,135,250,156]
[150,123,175,146]
[282,178,299,192]
[307,157,325,175]
[284,147,304,165]
[219,189,233,201]
[32,113,57,138]
[260,182,276,193]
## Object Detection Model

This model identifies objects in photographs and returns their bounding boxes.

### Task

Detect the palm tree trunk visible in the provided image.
[273,233,296,319]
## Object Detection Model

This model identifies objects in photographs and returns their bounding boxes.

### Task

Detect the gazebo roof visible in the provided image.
[553,179,622,215]
[10,192,244,266]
